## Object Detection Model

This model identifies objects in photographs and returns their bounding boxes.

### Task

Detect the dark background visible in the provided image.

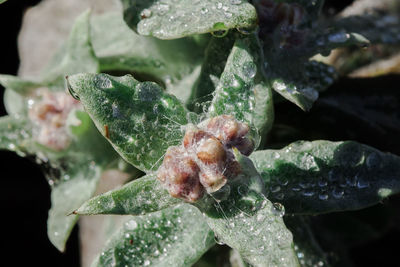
[0,1,398,267]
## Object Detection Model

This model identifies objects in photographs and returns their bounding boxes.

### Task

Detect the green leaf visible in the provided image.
[208,34,274,144]
[0,115,33,153]
[188,34,235,112]
[75,174,180,215]
[250,140,400,215]
[67,73,191,172]
[91,12,204,97]
[0,0,7,4]
[92,204,215,267]
[198,149,299,267]
[121,0,257,39]
[47,161,101,251]
[41,10,99,85]
[0,75,42,95]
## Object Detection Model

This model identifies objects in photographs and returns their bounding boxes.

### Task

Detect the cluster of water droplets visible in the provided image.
[98,205,208,266]
[137,0,248,38]
[265,150,381,204]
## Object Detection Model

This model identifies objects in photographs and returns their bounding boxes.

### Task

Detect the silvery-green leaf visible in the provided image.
[67,73,190,172]
[121,0,257,39]
[198,149,299,267]
[0,0,7,4]
[75,174,180,216]
[208,34,274,143]
[47,161,101,252]
[188,34,235,112]
[250,140,400,215]
[91,12,204,97]
[92,204,215,267]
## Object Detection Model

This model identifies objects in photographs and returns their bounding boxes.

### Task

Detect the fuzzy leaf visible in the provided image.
[75,174,180,215]
[91,12,204,101]
[67,73,190,172]
[121,0,257,39]
[198,149,299,267]
[188,34,235,112]
[0,115,32,153]
[92,204,215,267]
[250,140,400,215]
[47,162,101,251]
[208,34,274,144]
[41,10,99,85]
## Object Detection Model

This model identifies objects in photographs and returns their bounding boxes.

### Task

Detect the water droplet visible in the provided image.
[125,220,138,230]
[211,29,229,38]
[318,179,328,187]
[94,75,112,89]
[217,2,223,9]
[302,190,315,197]
[201,7,208,14]
[318,193,329,201]
[157,3,170,15]
[136,83,161,101]
[144,260,151,266]
[332,188,344,199]
[140,9,152,19]
[242,62,257,79]
[214,235,225,245]
[357,177,370,189]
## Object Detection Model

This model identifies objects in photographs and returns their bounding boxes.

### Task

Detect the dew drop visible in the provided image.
[125,220,138,230]
[302,190,315,197]
[140,9,152,19]
[242,62,257,79]
[230,0,242,4]
[357,177,370,189]
[211,29,229,38]
[200,7,208,14]
[332,188,344,199]
[318,193,329,201]
[214,235,225,245]
[94,75,112,89]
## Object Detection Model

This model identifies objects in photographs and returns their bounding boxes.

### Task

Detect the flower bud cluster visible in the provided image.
[157,115,255,202]
[28,88,81,151]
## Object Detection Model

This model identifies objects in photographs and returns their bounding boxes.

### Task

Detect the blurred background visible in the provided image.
[0,1,399,266]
